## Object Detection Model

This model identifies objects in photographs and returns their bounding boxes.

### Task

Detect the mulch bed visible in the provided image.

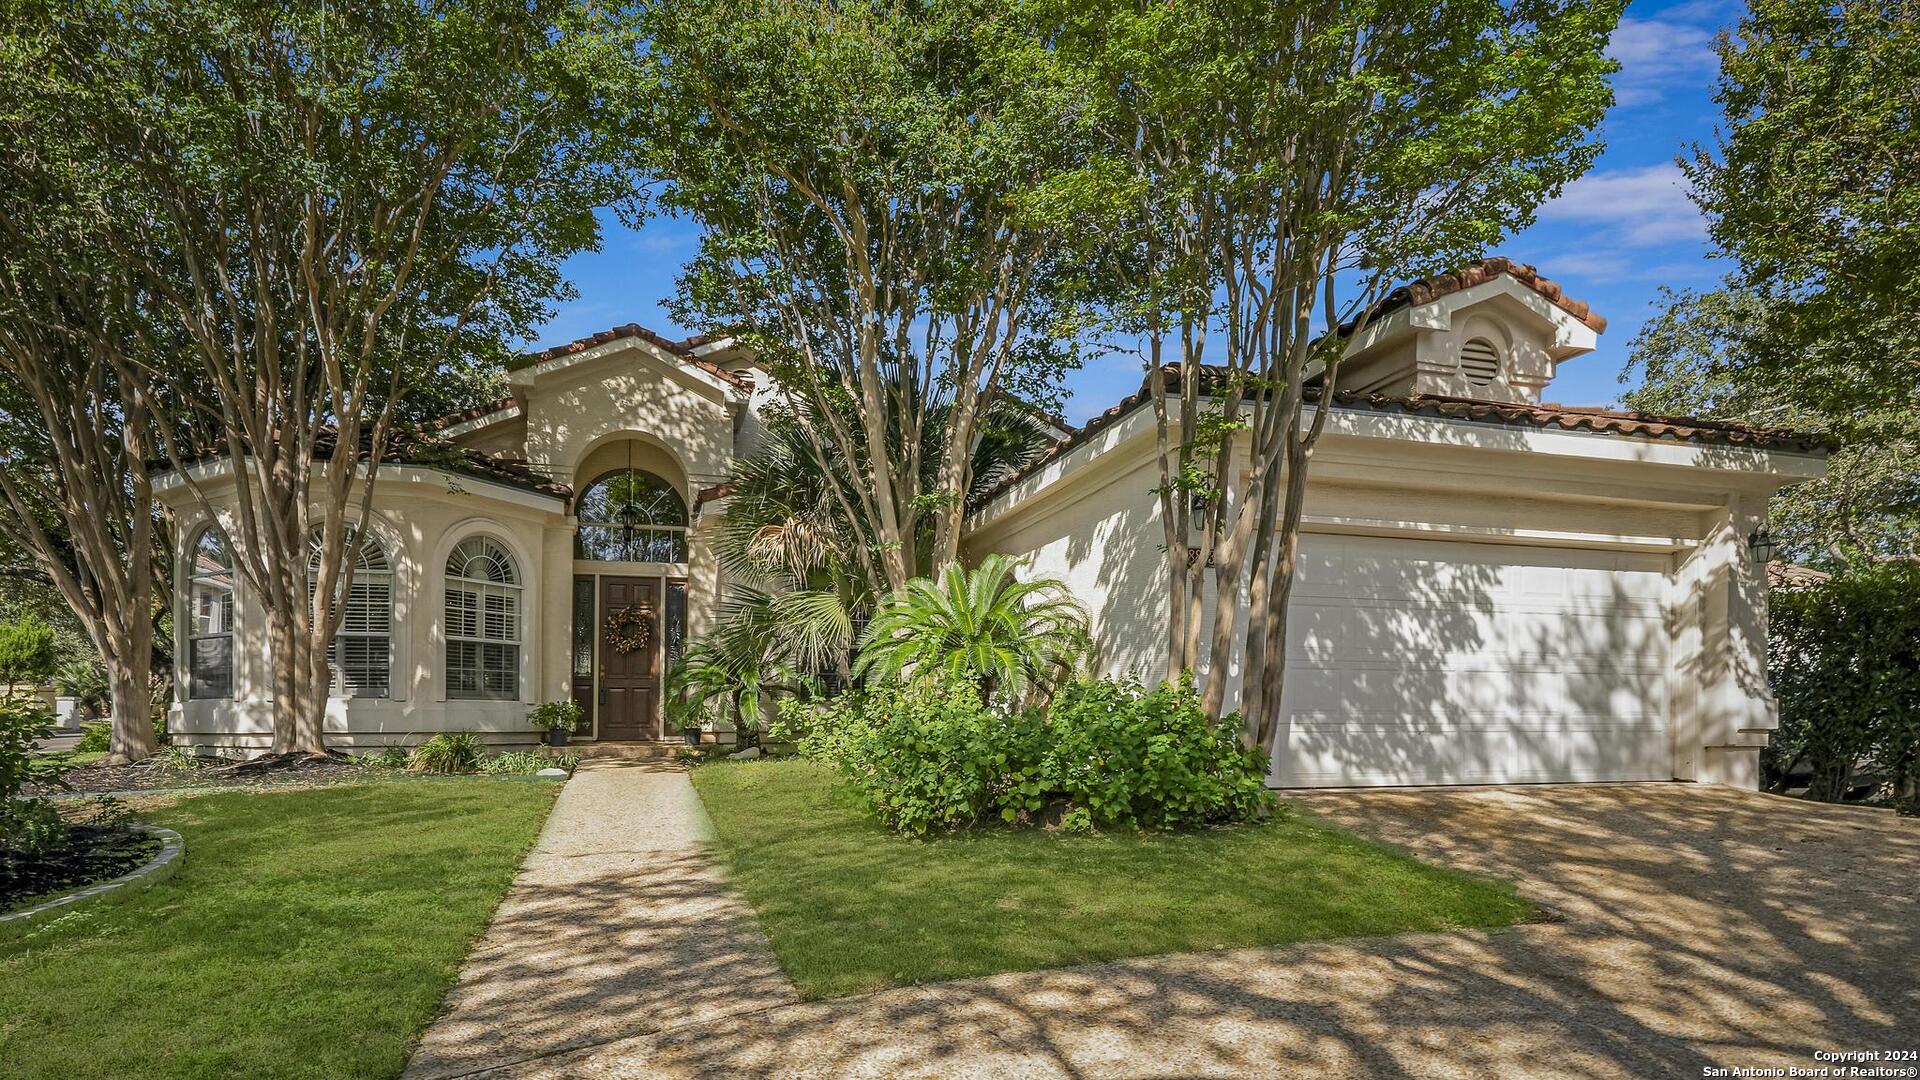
[25,755,367,797]
[1,825,163,913]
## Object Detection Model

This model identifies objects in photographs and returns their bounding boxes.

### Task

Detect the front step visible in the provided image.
[571,740,685,761]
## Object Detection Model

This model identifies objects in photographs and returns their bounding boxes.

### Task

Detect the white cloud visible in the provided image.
[1606,14,1719,107]
[1536,163,1704,247]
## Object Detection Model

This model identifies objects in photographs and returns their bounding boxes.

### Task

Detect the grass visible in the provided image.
[31,749,107,769]
[693,758,1533,998]
[0,778,558,1079]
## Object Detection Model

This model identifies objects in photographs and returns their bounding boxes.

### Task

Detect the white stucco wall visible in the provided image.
[163,467,570,753]
[967,398,1826,789]
[159,335,758,754]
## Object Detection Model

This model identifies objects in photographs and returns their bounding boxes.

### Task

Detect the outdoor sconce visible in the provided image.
[1747,526,1777,565]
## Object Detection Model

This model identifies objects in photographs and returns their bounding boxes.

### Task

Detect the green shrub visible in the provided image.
[72,713,166,755]
[1043,677,1271,829]
[74,721,111,754]
[1770,561,1920,801]
[1,797,68,859]
[407,732,487,775]
[0,615,57,693]
[478,750,579,775]
[527,700,582,733]
[1,694,67,858]
[791,671,1271,834]
[359,746,412,769]
[795,672,1049,833]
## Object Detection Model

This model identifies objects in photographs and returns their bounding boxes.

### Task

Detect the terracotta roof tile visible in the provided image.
[427,395,520,431]
[1359,256,1608,334]
[969,365,1833,513]
[158,428,572,501]
[508,323,748,388]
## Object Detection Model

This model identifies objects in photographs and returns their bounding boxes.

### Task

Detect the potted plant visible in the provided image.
[528,700,582,748]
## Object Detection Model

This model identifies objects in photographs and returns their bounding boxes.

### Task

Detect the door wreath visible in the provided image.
[603,603,654,654]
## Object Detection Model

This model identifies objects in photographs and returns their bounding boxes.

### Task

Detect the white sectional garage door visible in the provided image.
[1271,535,1673,787]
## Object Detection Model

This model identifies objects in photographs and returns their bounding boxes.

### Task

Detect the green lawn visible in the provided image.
[693,759,1533,998]
[31,749,107,769]
[0,779,557,1080]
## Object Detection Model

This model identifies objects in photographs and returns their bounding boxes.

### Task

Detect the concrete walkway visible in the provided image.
[402,760,798,1079]
[413,780,1919,1079]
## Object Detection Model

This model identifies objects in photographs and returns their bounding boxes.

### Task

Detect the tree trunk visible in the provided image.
[104,656,158,765]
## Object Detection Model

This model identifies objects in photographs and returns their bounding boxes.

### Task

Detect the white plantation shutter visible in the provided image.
[309,531,393,699]
[445,536,521,700]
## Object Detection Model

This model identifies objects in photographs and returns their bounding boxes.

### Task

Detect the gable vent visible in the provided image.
[1459,338,1501,386]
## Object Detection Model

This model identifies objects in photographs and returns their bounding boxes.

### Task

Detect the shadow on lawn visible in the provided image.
[493,781,1917,1079]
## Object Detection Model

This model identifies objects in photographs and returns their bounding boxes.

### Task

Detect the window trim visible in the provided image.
[573,468,690,564]
[186,525,236,701]
[308,529,394,700]
[445,534,523,701]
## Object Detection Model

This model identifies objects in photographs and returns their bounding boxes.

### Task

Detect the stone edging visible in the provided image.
[0,825,185,934]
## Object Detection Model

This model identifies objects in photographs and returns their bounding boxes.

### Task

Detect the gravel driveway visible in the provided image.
[440,783,1920,1079]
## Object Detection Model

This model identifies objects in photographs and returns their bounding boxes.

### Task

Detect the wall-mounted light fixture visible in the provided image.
[1747,526,1777,565]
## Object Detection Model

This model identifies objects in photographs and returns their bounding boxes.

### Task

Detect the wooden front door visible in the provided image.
[598,576,661,740]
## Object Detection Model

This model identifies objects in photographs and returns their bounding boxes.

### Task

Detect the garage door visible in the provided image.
[1271,534,1672,787]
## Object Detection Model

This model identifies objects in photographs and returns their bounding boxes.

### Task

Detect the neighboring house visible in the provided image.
[156,259,1830,790]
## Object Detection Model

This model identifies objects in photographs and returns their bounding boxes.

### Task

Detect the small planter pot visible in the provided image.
[682,727,701,746]
[547,728,570,748]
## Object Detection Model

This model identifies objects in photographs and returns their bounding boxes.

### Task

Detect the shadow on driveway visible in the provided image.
[446,782,1920,1079]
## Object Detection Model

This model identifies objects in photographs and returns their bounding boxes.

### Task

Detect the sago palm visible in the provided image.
[855,554,1089,704]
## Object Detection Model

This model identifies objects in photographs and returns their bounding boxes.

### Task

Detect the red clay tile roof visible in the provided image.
[507,323,749,388]
[970,366,1832,513]
[427,395,520,431]
[158,428,571,501]
[1358,256,1607,334]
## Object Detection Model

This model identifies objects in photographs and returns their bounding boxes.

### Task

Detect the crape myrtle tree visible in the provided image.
[639,0,1095,593]
[1630,0,1920,565]
[0,30,176,761]
[24,0,647,757]
[0,343,169,763]
[1048,0,1622,748]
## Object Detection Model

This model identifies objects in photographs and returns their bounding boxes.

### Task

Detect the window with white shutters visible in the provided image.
[445,536,521,700]
[309,532,393,699]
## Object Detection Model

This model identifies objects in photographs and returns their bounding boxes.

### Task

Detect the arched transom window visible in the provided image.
[575,469,688,563]
[445,535,521,700]
[309,530,393,699]
[187,526,235,700]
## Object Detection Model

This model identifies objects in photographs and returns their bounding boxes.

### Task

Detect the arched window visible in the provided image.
[446,535,521,700]
[1459,337,1501,386]
[575,469,688,563]
[309,531,393,699]
[187,526,235,700]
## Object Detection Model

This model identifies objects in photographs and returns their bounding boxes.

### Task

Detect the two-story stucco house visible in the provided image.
[157,259,1830,789]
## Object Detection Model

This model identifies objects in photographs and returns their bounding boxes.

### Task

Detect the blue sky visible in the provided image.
[529,0,1734,425]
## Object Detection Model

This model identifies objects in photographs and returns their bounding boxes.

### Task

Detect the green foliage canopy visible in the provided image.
[637,0,1096,587]
[1629,0,1920,564]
